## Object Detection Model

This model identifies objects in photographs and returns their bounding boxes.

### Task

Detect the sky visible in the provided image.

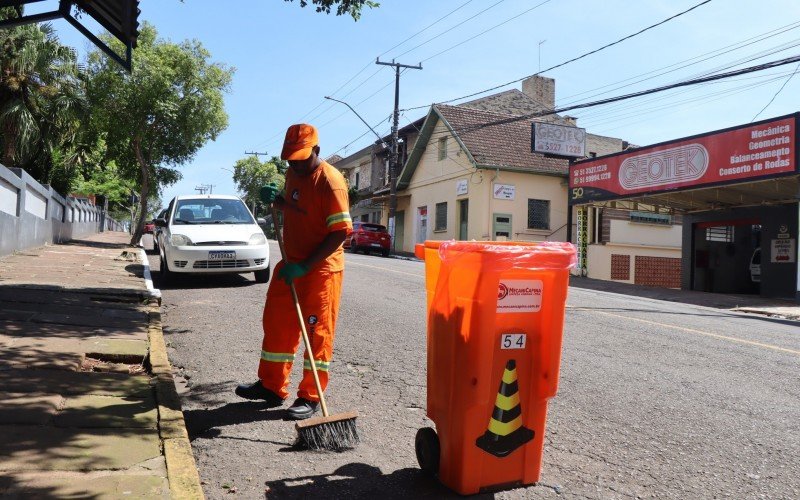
[38,0,800,209]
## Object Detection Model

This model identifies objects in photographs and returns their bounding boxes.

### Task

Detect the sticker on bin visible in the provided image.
[500,333,526,349]
[497,280,543,313]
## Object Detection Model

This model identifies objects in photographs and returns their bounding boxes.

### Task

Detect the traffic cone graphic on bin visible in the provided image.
[476,359,534,458]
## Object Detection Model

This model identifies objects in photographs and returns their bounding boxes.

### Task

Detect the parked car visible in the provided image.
[749,247,761,283]
[143,221,155,234]
[155,195,270,283]
[344,221,391,256]
[151,209,168,251]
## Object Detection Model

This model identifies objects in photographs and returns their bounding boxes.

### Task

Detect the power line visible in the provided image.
[403,0,714,111]
[379,0,476,59]
[558,20,800,106]
[451,52,800,135]
[751,62,800,122]
[394,0,511,60]
[249,1,481,152]
[421,0,552,63]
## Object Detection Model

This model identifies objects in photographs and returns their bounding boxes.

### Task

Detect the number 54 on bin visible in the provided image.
[501,333,526,350]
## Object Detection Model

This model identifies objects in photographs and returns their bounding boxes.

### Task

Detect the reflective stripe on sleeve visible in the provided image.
[326,212,352,227]
[261,351,295,363]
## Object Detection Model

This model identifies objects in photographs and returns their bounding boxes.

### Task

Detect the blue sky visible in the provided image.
[42,0,800,208]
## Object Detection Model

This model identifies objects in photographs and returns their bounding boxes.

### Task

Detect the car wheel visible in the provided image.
[254,267,270,284]
[160,250,173,285]
[381,249,390,257]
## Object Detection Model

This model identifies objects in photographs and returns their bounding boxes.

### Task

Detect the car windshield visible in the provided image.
[172,199,254,224]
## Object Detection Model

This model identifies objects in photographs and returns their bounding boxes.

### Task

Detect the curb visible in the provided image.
[139,250,204,499]
[138,247,162,305]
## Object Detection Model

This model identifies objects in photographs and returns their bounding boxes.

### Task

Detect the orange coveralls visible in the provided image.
[258,161,352,401]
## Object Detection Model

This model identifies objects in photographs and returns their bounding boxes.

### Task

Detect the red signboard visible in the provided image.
[569,115,797,204]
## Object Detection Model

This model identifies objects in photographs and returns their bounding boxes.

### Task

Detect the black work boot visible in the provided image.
[235,380,284,407]
[286,397,319,420]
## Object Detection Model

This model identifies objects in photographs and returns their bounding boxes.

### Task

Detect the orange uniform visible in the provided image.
[258,160,352,401]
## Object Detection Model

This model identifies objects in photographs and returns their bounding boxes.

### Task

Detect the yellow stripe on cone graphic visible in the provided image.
[476,359,534,458]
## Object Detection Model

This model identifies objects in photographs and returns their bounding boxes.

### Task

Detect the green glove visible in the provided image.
[260,183,280,205]
[278,262,308,284]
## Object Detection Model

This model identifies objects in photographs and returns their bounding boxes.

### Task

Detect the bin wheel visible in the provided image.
[415,427,440,475]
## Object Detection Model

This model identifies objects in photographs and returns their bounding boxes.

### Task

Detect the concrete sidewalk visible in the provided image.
[569,276,800,321]
[0,233,201,499]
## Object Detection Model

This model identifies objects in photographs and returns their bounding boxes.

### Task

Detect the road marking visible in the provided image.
[583,309,800,356]
[346,260,423,278]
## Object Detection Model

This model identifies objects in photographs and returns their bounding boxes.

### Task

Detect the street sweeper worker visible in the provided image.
[236,123,352,420]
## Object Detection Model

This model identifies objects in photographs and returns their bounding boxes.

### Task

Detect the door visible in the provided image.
[493,213,512,241]
[394,210,405,252]
[417,206,428,245]
[458,199,468,240]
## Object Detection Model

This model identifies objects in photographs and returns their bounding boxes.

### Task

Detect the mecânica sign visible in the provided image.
[532,122,586,157]
[569,114,797,204]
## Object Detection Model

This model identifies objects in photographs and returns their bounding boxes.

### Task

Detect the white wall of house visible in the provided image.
[609,219,682,247]
[392,121,571,252]
[484,170,568,243]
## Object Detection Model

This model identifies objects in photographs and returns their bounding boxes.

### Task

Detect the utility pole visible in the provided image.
[375,58,422,252]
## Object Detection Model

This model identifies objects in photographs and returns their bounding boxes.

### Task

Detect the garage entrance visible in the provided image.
[692,219,760,294]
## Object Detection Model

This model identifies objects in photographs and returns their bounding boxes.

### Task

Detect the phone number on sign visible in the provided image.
[538,141,583,155]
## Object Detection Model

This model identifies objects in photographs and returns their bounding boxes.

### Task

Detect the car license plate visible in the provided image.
[209,251,235,260]
[371,243,381,247]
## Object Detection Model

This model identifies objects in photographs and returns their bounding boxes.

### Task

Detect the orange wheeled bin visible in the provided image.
[414,240,576,495]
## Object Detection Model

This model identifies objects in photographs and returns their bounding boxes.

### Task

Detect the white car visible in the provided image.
[155,194,270,283]
[749,247,761,283]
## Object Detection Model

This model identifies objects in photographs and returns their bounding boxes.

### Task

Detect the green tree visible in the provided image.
[86,23,233,244]
[0,7,87,191]
[284,0,379,19]
[231,155,286,217]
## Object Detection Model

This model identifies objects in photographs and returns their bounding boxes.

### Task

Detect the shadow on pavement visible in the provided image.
[264,463,480,499]
[184,402,288,441]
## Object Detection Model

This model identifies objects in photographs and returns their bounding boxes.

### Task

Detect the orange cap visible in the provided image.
[280,124,319,161]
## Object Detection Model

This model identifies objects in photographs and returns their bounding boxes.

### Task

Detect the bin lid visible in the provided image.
[435,240,576,270]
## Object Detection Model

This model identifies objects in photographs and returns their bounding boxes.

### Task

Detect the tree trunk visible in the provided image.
[130,138,150,246]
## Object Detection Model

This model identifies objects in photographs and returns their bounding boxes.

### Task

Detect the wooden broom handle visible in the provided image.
[270,206,330,417]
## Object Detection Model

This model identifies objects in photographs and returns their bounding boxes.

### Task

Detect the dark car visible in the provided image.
[345,222,391,256]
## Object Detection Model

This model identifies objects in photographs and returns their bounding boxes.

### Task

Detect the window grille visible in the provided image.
[527,199,550,230]
[435,202,447,231]
[706,226,734,242]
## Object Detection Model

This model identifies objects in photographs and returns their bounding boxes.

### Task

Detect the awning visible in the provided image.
[579,175,799,213]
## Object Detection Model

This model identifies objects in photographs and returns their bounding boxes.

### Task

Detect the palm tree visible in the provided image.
[0,8,84,180]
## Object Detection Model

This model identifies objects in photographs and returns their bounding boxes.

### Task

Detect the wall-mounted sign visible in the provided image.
[493,183,515,200]
[456,179,468,196]
[569,115,797,205]
[532,122,586,157]
[777,224,790,239]
[576,207,587,273]
[771,238,796,263]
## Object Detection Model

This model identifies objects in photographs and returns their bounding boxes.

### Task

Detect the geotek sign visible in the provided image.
[532,122,586,158]
[569,115,797,205]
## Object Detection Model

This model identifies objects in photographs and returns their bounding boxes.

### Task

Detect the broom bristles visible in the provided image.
[295,412,359,451]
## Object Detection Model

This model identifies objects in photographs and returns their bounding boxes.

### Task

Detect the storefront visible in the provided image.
[569,113,799,301]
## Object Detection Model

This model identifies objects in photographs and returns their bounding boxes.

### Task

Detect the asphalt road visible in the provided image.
[145,237,800,499]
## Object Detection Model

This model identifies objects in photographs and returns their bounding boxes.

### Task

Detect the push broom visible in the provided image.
[270,206,359,451]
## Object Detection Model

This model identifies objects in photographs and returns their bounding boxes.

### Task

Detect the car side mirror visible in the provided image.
[257,217,267,226]
[154,218,167,227]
